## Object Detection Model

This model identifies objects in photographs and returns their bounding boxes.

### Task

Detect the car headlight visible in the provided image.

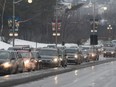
[39,60,42,62]
[75,54,78,58]
[91,53,96,57]
[60,58,63,61]
[84,55,87,58]
[111,52,114,54]
[53,58,58,62]
[24,60,30,65]
[2,62,12,68]
[104,51,106,53]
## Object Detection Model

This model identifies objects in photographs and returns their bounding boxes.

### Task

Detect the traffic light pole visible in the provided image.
[55,0,58,47]
[93,0,96,35]
[13,0,15,47]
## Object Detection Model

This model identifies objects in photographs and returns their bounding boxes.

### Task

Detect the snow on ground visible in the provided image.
[12,39,78,48]
[14,39,49,48]
[0,41,12,50]
[0,39,78,50]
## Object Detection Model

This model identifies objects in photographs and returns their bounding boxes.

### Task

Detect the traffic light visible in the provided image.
[57,22,61,30]
[90,18,99,32]
[8,20,12,29]
[90,35,98,45]
[52,20,61,37]
[52,22,56,31]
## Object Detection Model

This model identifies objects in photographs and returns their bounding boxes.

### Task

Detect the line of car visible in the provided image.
[0,45,100,75]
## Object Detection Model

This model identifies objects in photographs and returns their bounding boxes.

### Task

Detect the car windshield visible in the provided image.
[39,49,57,56]
[0,51,9,59]
[18,52,31,58]
[65,49,78,53]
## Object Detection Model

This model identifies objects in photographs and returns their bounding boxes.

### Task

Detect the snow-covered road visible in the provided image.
[14,60,116,87]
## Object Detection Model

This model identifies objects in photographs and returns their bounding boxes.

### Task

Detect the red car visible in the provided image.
[17,50,40,72]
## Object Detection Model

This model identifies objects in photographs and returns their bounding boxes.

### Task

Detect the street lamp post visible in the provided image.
[107,24,112,40]
[55,0,59,47]
[12,0,15,47]
[12,0,32,46]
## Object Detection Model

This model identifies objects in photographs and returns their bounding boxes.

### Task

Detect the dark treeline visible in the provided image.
[0,0,116,44]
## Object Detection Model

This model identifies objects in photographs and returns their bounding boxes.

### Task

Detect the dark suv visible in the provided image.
[103,47,116,57]
[38,48,62,67]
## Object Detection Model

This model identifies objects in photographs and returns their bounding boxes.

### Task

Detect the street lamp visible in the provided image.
[107,24,112,40]
[12,0,32,46]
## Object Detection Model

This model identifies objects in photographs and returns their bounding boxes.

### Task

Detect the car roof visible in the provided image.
[17,50,30,52]
[39,48,57,51]
[0,50,16,53]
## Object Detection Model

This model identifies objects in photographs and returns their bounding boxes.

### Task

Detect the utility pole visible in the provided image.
[55,0,58,47]
[12,0,15,47]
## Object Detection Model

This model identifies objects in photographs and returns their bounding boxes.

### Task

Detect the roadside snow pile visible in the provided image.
[10,39,78,48]
[0,41,12,50]
[14,39,49,48]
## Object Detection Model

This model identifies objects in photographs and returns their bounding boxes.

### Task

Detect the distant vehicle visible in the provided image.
[58,48,67,67]
[38,48,62,67]
[81,50,89,62]
[80,45,91,62]
[103,47,116,57]
[103,42,113,47]
[87,48,99,61]
[65,48,83,64]
[46,45,56,48]
[32,51,43,69]
[17,50,40,72]
[0,50,18,74]
[80,45,91,51]
[111,40,116,47]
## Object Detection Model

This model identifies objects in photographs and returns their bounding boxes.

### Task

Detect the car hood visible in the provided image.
[0,59,8,64]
